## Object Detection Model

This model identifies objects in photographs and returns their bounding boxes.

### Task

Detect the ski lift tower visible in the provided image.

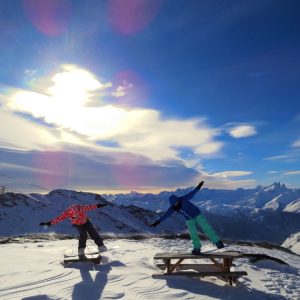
[0,185,6,195]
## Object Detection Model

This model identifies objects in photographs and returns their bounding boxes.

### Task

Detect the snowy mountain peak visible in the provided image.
[263,182,286,192]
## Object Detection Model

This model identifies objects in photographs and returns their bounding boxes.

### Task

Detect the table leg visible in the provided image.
[223,258,233,286]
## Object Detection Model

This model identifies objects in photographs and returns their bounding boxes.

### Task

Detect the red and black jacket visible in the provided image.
[51,204,98,226]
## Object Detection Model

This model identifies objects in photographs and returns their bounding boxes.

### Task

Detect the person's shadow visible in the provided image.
[164,276,287,299]
[70,257,125,300]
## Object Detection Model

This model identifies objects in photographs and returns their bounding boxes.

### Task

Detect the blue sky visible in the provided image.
[0,0,300,193]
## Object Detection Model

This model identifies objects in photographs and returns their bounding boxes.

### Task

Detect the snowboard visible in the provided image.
[63,248,102,264]
[200,242,237,254]
[63,253,102,264]
[63,245,119,264]
[82,245,120,255]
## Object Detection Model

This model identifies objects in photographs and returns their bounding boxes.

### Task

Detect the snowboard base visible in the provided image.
[63,254,102,264]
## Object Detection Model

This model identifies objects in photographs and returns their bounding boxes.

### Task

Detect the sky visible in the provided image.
[0,0,300,194]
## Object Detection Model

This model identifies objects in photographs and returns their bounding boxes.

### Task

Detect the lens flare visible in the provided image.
[111,162,145,190]
[33,151,72,189]
[22,0,72,36]
[108,0,163,35]
[112,70,149,107]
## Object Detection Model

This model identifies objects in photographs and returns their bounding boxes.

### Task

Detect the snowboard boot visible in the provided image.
[78,248,87,261]
[191,248,201,255]
[98,245,107,253]
[215,240,225,249]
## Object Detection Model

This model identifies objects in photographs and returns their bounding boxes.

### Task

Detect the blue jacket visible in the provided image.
[158,186,202,222]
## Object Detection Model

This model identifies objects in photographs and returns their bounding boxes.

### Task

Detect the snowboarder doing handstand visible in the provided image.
[40,203,107,259]
[150,181,224,255]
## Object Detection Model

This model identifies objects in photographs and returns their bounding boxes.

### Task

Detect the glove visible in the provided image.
[150,220,160,228]
[196,181,204,190]
[39,221,51,227]
[97,203,108,208]
[97,195,106,201]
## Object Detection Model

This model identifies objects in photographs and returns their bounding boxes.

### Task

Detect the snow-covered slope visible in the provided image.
[0,238,299,300]
[1,184,300,244]
[282,232,300,255]
[284,199,300,213]
[262,195,283,211]
[0,190,186,237]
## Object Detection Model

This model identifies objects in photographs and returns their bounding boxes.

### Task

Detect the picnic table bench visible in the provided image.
[153,251,247,286]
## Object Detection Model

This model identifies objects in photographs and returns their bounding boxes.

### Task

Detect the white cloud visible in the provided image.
[284,171,300,175]
[195,142,223,155]
[292,139,300,148]
[228,125,257,138]
[0,162,54,174]
[196,170,256,189]
[208,179,256,189]
[0,146,201,193]
[112,83,133,97]
[263,150,300,162]
[0,110,59,150]
[264,154,291,161]
[268,171,280,174]
[2,65,223,165]
[0,108,103,152]
[209,170,252,179]
[263,137,300,163]
[0,65,268,192]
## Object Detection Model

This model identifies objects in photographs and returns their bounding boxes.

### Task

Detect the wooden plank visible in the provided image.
[156,264,222,272]
[154,251,243,260]
[152,270,247,278]
[169,258,184,273]
[209,257,223,270]
[177,264,220,272]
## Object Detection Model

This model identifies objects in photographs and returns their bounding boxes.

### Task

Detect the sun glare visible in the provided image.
[5,64,223,168]
[47,66,104,107]
[7,65,128,139]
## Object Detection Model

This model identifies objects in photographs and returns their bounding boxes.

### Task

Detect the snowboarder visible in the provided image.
[150,181,224,255]
[39,203,107,259]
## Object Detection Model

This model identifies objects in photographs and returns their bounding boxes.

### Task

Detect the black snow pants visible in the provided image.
[73,220,104,249]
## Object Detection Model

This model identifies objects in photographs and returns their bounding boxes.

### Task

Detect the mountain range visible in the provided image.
[0,182,299,246]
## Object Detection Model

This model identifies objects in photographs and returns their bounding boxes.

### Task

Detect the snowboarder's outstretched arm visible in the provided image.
[181,181,204,202]
[150,206,174,227]
[49,209,70,225]
[39,203,107,226]
[82,203,107,211]
[39,210,69,227]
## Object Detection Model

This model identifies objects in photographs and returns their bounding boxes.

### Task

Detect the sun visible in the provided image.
[8,65,127,139]
[47,65,104,108]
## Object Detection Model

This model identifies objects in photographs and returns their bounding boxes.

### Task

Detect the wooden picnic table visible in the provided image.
[153,251,247,286]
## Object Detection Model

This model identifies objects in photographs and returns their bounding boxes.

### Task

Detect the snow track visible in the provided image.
[0,238,299,299]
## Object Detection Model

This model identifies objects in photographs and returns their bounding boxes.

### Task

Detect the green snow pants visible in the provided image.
[186,214,220,249]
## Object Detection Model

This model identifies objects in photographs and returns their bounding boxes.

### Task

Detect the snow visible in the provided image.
[282,232,300,255]
[263,195,283,211]
[102,182,300,215]
[284,199,300,214]
[1,185,300,299]
[0,238,299,300]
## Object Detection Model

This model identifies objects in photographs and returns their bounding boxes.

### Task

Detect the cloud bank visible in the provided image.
[3,65,222,163]
[0,65,256,192]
